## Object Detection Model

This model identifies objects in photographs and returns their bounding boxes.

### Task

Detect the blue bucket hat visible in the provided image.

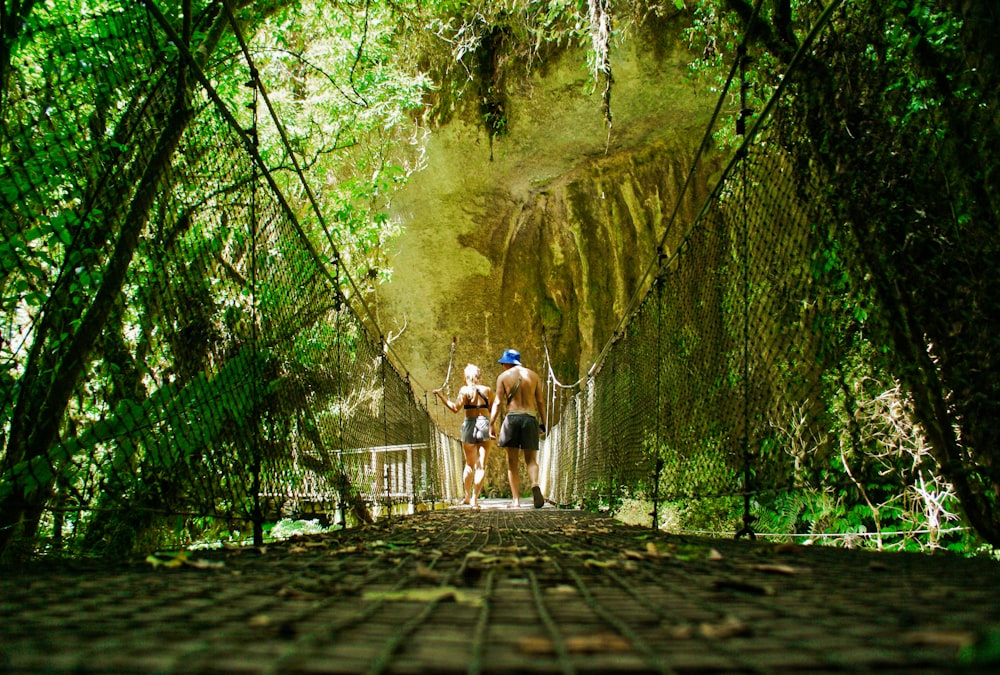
[497,349,521,365]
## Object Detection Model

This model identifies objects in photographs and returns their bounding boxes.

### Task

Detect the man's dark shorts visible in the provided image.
[498,412,539,451]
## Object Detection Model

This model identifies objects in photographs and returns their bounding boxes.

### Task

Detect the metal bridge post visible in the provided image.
[734,40,756,542]
[245,73,264,547]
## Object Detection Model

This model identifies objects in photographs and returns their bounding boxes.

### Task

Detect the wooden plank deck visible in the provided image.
[2,501,999,673]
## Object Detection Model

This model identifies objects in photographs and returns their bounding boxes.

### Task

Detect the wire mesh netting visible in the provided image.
[0,1,463,560]
[3,0,999,561]
[541,0,1000,548]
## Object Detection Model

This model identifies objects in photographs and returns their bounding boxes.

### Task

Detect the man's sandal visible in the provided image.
[532,486,545,509]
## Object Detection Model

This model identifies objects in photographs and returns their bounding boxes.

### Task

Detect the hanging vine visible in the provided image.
[588,0,613,131]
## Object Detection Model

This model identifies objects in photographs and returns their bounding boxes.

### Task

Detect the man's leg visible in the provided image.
[506,447,521,506]
[524,450,539,488]
[524,450,543,508]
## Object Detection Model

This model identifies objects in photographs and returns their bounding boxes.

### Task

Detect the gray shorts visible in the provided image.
[461,416,490,444]
[498,413,539,451]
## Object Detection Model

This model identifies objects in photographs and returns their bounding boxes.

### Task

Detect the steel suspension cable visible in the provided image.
[142,0,430,394]
[438,337,457,395]
[248,72,264,546]
[735,42,755,541]
[555,0,845,395]
[217,0,437,392]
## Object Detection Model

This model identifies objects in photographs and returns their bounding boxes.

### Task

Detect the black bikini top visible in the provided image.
[463,388,490,410]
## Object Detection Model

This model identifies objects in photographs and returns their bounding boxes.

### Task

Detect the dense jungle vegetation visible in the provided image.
[1,0,999,560]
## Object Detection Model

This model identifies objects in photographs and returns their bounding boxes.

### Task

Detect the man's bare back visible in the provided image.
[495,365,545,419]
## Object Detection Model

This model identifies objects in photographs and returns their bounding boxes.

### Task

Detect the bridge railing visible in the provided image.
[0,1,462,560]
[541,0,998,551]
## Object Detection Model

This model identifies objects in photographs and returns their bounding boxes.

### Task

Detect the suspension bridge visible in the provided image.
[2,0,1000,671]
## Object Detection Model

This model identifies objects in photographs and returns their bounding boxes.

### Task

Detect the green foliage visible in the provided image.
[658,495,743,535]
[4,0,999,560]
[960,627,1000,667]
[0,0,420,558]
[267,517,330,541]
[248,0,430,292]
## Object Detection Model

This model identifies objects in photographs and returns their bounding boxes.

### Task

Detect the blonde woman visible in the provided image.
[434,364,493,507]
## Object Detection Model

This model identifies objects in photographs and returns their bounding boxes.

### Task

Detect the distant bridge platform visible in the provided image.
[3,502,999,673]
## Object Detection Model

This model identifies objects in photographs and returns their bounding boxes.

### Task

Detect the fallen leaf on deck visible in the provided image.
[902,629,976,649]
[566,633,631,653]
[663,624,696,639]
[482,545,526,553]
[146,551,187,568]
[518,636,554,655]
[147,550,222,569]
[743,563,798,575]
[518,556,549,565]
[517,633,631,655]
[362,586,482,607]
[546,584,578,595]
[584,558,619,569]
[414,562,444,581]
[276,586,323,599]
[620,542,671,561]
[673,544,710,561]
[700,616,751,639]
[184,557,225,569]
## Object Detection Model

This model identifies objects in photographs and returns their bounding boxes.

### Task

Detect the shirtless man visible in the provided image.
[489,349,547,508]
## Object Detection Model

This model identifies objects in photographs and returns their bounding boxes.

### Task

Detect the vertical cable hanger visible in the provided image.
[735,34,757,541]
[438,336,457,397]
[245,72,265,546]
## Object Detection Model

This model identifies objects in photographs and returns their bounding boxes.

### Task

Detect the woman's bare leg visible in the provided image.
[472,442,489,505]
[462,443,477,504]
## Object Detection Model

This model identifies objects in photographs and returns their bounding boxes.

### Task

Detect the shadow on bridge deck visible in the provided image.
[2,501,999,673]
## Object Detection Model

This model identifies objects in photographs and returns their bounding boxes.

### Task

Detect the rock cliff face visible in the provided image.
[378,29,726,400]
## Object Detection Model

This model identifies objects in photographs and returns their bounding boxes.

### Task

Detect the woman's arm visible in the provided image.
[433,387,464,413]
